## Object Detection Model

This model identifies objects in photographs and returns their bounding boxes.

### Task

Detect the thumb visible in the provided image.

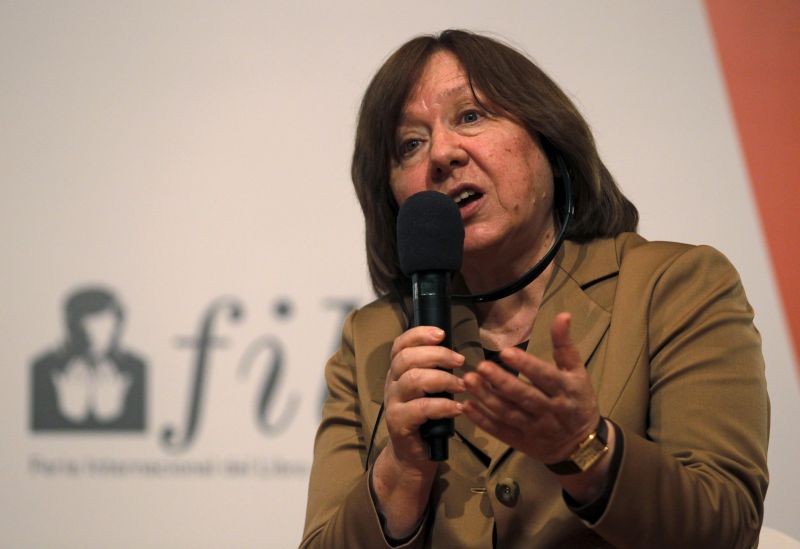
[551,313,582,371]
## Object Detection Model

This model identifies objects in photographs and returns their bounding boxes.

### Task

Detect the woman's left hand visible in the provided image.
[462,312,601,466]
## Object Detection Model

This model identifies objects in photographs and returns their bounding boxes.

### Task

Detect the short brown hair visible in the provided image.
[352,29,638,296]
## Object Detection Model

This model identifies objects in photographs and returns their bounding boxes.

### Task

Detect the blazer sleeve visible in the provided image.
[591,245,770,548]
[300,309,427,549]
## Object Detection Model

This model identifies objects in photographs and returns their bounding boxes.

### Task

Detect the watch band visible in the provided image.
[545,417,609,475]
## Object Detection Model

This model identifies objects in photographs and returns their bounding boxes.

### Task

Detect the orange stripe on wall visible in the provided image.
[704,0,800,376]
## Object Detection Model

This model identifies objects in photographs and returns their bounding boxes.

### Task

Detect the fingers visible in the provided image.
[384,326,465,460]
[390,346,465,381]
[457,312,601,464]
[390,326,465,381]
[498,348,564,397]
[550,312,582,371]
[490,312,581,387]
[390,326,445,359]
[385,397,463,436]
[461,399,524,443]
[463,356,597,463]
[464,360,549,417]
[392,368,465,402]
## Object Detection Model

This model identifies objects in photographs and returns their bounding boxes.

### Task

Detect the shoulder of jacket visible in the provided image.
[353,294,399,317]
[614,233,732,272]
[349,294,406,337]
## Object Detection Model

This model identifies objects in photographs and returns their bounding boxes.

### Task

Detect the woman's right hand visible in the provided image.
[371,326,465,538]
[383,325,466,467]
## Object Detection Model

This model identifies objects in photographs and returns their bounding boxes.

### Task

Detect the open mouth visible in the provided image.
[453,189,483,208]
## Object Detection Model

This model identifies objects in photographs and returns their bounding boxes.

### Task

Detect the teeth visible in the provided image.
[453,190,476,204]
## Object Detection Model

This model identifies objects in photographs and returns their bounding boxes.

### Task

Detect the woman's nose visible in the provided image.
[429,130,468,183]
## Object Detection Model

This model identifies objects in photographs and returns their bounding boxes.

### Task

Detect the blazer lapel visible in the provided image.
[450,300,508,466]
[527,240,616,371]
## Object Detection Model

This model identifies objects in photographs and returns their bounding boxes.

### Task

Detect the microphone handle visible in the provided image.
[411,271,454,461]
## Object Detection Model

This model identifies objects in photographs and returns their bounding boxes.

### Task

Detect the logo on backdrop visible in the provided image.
[30,287,146,432]
[26,284,357,479]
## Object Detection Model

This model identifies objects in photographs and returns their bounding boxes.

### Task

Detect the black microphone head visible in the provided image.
[397,191,464,275]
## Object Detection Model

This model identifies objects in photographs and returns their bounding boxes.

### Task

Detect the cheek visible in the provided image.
[389,167,426,204]
[388,178,408,205]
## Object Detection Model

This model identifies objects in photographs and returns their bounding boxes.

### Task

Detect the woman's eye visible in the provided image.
[460,110,481,124]
[399,138,421,157]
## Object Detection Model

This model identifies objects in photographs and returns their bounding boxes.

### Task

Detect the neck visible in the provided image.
[461,229,557,350]
[471,262,554,350]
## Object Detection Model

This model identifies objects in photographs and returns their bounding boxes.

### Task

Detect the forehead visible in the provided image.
[410,51,467,95]
[401,51,474,117]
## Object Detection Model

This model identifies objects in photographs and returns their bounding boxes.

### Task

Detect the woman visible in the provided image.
[302,30,768,548]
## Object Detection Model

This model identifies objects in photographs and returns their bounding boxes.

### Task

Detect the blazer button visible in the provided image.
[495,478,519,507]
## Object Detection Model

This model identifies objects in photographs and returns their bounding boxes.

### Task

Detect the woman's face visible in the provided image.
[390,51,555,266]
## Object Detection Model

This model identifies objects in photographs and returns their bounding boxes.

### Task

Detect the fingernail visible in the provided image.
[455,402,464,412]
[432,328,445,338]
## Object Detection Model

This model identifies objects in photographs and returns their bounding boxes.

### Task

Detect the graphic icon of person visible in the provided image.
[31,287,146,431]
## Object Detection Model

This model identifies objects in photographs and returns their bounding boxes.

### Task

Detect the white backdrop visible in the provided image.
[2,2,797,547]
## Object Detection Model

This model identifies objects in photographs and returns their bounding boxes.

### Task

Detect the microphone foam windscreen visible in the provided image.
[397,191,464,275]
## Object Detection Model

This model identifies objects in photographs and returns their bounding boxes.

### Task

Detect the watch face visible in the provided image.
[572,436,609,471]
[545,418,610,475]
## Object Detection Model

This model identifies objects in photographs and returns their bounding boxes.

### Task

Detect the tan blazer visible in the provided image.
[301,234,769,548]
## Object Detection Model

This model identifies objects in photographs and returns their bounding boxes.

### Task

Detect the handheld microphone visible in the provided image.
[396,191,464,461]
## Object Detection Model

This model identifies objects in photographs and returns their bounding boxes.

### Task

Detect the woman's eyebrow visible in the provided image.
[440,83,472,100]
[398,84,474,127]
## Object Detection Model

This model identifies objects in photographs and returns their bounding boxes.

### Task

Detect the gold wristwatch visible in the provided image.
[545,417,609,475]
